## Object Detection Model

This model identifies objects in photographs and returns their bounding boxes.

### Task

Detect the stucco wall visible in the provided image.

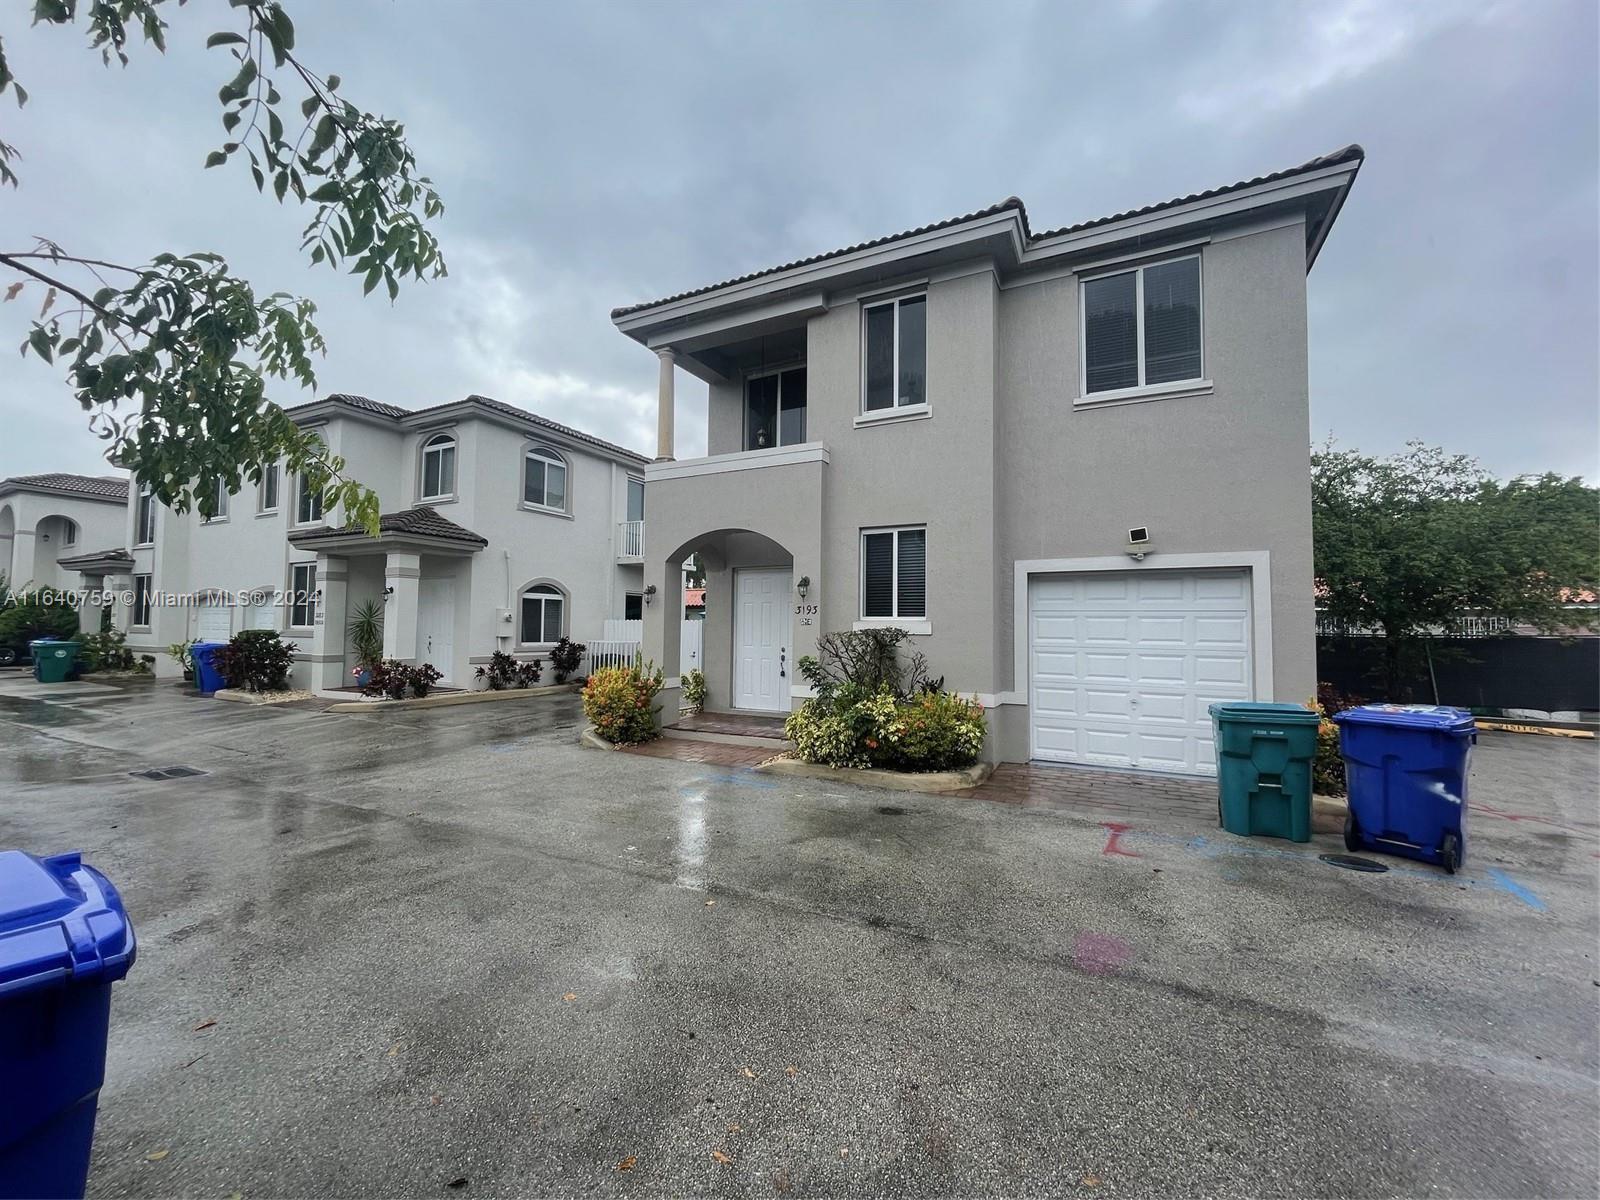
[0,490,127,591]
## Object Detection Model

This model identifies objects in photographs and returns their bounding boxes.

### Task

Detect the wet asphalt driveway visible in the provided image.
[2,675,1597,1199]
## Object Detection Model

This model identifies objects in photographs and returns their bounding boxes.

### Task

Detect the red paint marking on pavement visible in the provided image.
[1101,822,1141,857]
[1073,932,1133,975]
[1473,803,1596,839]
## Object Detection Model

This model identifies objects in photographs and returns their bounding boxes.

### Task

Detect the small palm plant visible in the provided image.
[346,599,385,685]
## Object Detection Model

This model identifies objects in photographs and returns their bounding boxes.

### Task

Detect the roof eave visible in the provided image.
[286,530,486,555]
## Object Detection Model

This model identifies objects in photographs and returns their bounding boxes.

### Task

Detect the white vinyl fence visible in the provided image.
[584,619,703,676]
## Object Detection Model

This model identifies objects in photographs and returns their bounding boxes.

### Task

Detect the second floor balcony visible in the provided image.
[617,519,644,562]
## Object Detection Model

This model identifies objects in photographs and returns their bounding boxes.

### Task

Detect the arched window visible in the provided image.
[62,518,78,547]
[519,583,565,644]
[523,446,568,511]
[420,432,457,501]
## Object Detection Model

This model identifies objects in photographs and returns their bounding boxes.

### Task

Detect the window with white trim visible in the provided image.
[626,476,645,522]
[745,367,807,449]
[862,294,927,413]
[289,562,317,628]
[132,574,153,627]
[296,473,324,525]
[860,526,926,619]
[420,432,457,501]
[519,584,565,643]
[1081,254,1203,397]
[523,447,567,511]
[259,464,279,513]
[203,477,230,522]
[135,488,156,546]
[62,518,77,547]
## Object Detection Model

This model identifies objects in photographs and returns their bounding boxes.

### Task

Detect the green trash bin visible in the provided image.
[31,639,81,684]
[1209,701,1320,842]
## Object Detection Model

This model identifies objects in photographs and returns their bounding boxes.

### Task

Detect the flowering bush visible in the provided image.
[582,656,665,744]
[785,685,987,772]
[1309,696,1347,796]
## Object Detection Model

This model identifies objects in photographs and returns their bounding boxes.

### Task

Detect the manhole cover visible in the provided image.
[1319,853,1389,873]
[876,805,907,816]
[130,765,209,781]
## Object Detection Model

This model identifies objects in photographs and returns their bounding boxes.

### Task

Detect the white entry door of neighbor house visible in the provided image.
[415,578,456,681]
[196,601,232,642]
[1029,570,1252,776]
[732,568,791,712]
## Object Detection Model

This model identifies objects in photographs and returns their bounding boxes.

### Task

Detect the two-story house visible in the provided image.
[1,473,131,596]
[123,393,649,690]
[612,146,1364,774]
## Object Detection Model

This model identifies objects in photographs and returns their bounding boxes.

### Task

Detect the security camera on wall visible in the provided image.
[1126,527,1151,561]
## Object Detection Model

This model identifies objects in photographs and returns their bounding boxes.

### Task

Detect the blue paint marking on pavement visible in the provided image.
[684,772,779,791]
[1129,830,1549,913]
[1485,867,1548,913]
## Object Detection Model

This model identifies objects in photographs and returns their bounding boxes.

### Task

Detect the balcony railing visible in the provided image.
[617,520,644,562]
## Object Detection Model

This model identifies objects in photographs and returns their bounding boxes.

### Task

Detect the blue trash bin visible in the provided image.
[0,850,136,1200]
[1333,704,1477,873]
[191,641,228,694]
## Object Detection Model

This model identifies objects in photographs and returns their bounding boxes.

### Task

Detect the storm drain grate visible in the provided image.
[876,805,907,816]
[130,765,210,782]
[1319,853,1389,874]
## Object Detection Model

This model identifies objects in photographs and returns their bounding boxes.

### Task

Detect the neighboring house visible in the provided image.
[612,146,1364,774]
[0,473,130,599]
[123,393,648,690]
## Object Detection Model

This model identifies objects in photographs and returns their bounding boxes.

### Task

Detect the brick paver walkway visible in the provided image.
[954,761,1215,821]
[664,711,790,739]
[621,739,776,767]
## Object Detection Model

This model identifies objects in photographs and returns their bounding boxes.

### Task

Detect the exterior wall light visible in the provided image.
[796,575,811,599]
[644,584,657,606]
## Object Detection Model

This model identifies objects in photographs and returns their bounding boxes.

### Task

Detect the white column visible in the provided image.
[310,553,349,690]
[655,348,676,462]
[383,550,422,663]
[9,528,38,588]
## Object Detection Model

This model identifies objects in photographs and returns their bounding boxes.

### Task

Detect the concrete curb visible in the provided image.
[580,726,624,751]
[215,688,317,706]
[753,756,996,793]
[323,682,581,714]
[1312,794,1348,834]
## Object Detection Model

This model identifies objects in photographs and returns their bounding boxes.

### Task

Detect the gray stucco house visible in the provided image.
[612,146,1363,774]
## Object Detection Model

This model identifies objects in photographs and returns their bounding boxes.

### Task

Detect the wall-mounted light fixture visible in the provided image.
[383,586,395,598]
[796,575,811,599]
[644,583,657,607]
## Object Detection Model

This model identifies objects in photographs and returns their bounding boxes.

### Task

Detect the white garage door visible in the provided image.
[1029,570,1252,776]
[196,601,233,642]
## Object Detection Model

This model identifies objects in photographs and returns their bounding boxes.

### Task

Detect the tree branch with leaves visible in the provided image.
[0,0,446,529]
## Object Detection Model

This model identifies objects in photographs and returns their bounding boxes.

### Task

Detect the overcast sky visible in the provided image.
[1,0,1595,483]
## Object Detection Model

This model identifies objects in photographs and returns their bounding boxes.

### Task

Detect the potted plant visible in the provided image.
[346,599,385,689]
[166,640,198,682]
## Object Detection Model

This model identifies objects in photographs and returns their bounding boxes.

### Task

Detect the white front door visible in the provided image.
[732,568,791,712]
[415,578,456,682]
[1029,570,1252,776]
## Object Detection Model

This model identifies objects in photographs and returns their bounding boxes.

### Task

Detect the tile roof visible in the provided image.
[287,505,488,547]
[611,145,1365,319]
[56,548,134,569]
[282,393,648,464]
[0,473,129,501]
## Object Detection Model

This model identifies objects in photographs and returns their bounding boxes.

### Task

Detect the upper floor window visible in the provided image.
[135,488,156,546]
[259,464,280,514]
[626,476,645,523]
[203,477,230,523]
[296,473,324,525]
[745,367,807,450]
[1082,255,1203,398]
[519,583,565,644]
[861,526,926,619]
[420,432,457,501]
[862,294,926,414]
[523,447,567,511]
[61,518,77,547]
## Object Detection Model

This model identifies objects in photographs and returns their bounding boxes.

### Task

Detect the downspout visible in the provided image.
[503,549,512,610]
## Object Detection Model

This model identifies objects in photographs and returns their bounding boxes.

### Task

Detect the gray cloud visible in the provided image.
[2,0,1594,481]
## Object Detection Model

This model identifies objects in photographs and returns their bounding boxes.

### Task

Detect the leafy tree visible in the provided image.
[0,0,446,530]
[1312,440,1599,692]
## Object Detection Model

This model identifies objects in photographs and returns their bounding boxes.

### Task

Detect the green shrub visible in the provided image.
[1309,696,1347,796]
[785,685,987,772]
[79,629,142,672]
[0,587,80,650]
[551,636,586,683]
[681,668,707,712]
[214,630,294,692]
[582,657,665,744]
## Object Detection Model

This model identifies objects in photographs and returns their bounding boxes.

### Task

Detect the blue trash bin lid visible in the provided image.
[1333,704,1476,733]
[0,851,136,998]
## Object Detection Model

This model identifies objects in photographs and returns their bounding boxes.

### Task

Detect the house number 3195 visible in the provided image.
[794,602,819,627]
